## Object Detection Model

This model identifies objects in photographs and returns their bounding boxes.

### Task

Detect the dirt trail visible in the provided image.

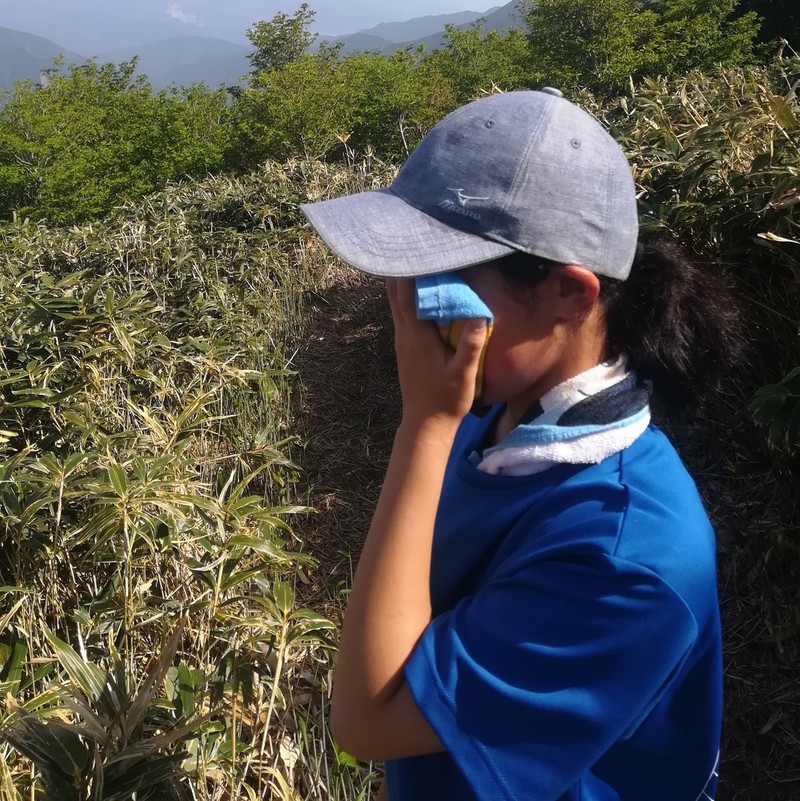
[292,270,399,605]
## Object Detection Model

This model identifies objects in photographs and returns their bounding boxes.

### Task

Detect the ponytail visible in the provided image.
[600,241,743,415]
[492,242,744,416]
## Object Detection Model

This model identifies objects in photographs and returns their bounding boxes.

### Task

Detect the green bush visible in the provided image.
[0,161,395,800]
[580,56,800,447]
[522,0,760,95]
[0,61,230,225]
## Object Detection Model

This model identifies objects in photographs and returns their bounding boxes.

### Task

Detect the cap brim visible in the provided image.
[300,187,515,277]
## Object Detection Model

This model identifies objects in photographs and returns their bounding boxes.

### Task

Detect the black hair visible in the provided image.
[492,242,744,416]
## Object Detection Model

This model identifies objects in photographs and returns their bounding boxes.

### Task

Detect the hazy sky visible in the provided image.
[0,0,500,43]
[150,0,492,35]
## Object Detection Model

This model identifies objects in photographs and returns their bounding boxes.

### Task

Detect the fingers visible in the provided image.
[387,278,440,346]
[452,317,488,375]
[386,278,415,325]
[387,277,488,368]
[385,277,398,312]
[385,277,489,420]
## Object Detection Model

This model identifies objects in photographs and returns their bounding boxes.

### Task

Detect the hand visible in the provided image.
[386,278,487,433]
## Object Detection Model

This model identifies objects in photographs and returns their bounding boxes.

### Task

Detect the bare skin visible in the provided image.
[330,266,605,768]
[460,263,605,443]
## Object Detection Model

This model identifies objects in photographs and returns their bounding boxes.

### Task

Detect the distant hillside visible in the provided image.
[317,1,520,56]
[399,1,522,51]
[357,8,499,42]
[99,37,252,90]
[0,27,84,92]
[1,3,524,92]
[315,32,397,56]
[0,3,232,57]
[317,5,504,55]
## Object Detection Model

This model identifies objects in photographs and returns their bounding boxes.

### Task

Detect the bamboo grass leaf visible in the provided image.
[0,598,26,636]
[106,464,127,498]
[219,563,278,593]
[766,89,799,131]
[102,754,188,801]
[43,627,108,703]
[103,713,212,765]
[0,637,27,694]
[228,534,292,560]
[273,581,295,616]
[1,712,90,787]
[177,664,196,719]
[125,622,185,736]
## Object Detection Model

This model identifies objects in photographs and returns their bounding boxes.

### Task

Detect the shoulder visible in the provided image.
[512,425,711,551]
[614,426,718,620]
[491,425,717,620]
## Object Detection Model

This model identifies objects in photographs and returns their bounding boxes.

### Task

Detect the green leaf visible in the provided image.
[1,712,90,786]
[286,617,336,646]
[126,622,184,735]
[228,533,288,560]
[0,637,27,693]
[767,90,798,130]
[273,580,295,615]
[334,743,359,769]
[107,463,128,497]
[0,596,26,635]
[43,626,107,702]
[102,754,187,801]
[177,663,196,718]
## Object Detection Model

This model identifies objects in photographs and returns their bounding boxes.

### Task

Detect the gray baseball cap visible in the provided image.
[300,89,639,281]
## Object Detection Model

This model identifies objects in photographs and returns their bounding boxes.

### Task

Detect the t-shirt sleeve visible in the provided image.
[403,552,698,801]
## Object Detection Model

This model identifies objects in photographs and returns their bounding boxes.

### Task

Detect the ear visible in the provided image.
[553,265,600,321]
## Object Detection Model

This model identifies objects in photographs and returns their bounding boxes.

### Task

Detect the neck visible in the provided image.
[492,353,607,446]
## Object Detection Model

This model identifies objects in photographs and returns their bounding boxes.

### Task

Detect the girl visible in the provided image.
[301,89,736,801]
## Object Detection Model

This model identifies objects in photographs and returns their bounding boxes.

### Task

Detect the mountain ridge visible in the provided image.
[318,2,518,56]
[394,2,522,52]
[351,8,500,42]
[0,27,85,91]
[0,3,521,93]
[98,36,251,90]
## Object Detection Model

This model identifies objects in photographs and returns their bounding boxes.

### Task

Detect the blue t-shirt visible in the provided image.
[384,409,722,801]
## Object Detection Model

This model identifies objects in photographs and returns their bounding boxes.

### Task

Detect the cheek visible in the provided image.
[479,301,563,404]
[481,335,545,402]
[461,270,558,402]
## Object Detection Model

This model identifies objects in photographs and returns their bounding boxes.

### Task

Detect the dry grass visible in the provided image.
[0,158,399,801]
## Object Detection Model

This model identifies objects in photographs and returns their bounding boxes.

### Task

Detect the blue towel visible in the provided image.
[415,274,493,324]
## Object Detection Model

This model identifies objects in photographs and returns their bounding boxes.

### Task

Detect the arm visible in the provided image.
[330,278,487,761]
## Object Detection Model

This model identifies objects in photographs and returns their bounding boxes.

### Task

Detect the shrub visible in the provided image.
[0,61,230,225]
[0,161,395,799]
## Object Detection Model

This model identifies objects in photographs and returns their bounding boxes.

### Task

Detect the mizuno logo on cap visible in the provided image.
[446,188,490,207]
[438,188,490,220]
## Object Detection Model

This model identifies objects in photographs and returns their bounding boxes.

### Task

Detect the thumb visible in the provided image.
[452,318,489,375]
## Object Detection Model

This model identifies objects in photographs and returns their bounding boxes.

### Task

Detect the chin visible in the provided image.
[476,388,504,408]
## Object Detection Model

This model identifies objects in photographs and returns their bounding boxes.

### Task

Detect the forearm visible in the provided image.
[329,278,485,756]
[331,420,456,734]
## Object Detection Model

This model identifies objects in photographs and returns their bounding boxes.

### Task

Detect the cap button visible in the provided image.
[540,87,564,98]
